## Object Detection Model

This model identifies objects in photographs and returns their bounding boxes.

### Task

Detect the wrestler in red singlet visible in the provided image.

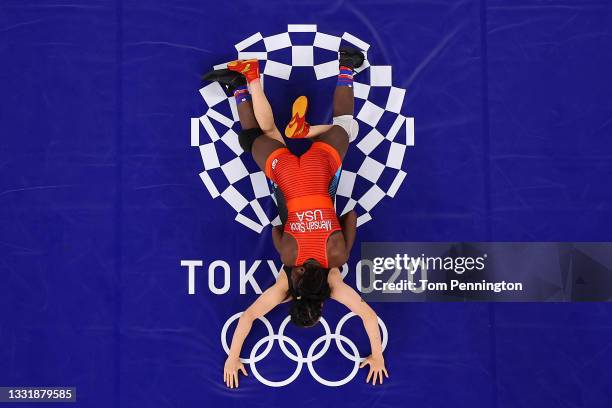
[265,142,342,267]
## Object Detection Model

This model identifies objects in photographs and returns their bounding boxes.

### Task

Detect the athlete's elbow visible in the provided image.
[359,306,377,322]
[240,309,258,324]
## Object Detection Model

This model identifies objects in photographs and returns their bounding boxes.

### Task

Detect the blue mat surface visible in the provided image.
[1,1,612,407]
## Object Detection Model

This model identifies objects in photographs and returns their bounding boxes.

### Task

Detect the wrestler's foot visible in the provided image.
[202,68,246,94]
[285,96,310,139]
[227,59,260,83]
[339,47,365,70]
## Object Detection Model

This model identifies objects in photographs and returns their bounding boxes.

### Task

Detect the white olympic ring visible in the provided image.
[335,312,389,362]
[221,311,389,387]
[221,312,274,364]
[277,315,332,363]
[306,333,360,387]
[250,334,303,387]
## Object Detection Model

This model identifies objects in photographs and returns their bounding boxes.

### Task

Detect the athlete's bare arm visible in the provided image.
[223,273,289,388]
[326,210,356,267]
[340,210,357,255]
[271,225,284,255]
[328,269,389,385]
[272,226,298,266]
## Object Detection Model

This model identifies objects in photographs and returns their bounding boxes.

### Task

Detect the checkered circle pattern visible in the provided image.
[191,24,415,233]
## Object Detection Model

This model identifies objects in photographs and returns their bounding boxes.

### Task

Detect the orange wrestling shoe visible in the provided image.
[285,96,310,138]
[227,59,260,83]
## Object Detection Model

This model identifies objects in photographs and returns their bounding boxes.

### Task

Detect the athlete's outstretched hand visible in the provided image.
[360,354,388,385]
[224,356,248,388]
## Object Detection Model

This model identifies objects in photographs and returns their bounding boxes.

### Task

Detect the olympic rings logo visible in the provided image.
[221,312,388,387]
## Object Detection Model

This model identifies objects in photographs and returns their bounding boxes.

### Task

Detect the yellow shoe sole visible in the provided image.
[285,96,308,138]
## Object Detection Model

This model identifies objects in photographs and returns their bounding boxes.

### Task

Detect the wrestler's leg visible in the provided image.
[313,48,364,159]
[244,79,285,170]
[234,98,283,171]
[305,125,333,138]
[313,84,354,159]
[227,59,284,143]
[237,99,257,129]
[224,60,285,171]
[217,65,288,228]
[248,79,283,142]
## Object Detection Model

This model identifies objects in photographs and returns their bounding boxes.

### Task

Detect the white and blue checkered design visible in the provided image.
[192,25,415,233]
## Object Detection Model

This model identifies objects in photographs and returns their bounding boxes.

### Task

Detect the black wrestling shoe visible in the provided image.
[339,46,365,69]
[202,68,246,94]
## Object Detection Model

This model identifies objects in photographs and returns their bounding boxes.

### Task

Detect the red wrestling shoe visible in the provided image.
[227,59,260,83]
[285,96,310,138]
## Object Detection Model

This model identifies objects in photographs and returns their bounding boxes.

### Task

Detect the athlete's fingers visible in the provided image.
[360,359,369,369]
[366,367,373,383]
[383,368,389,378]
[240,364,248,376]
[379,371,383,385]
[234,372,239,388]
[223,371,226,383]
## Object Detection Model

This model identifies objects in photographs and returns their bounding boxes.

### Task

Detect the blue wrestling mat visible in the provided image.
[2,1,612,407]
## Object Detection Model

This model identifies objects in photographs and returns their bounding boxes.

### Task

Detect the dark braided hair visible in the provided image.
[289,263,331,327]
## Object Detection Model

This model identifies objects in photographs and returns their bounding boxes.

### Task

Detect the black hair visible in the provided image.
[289,263,331,327]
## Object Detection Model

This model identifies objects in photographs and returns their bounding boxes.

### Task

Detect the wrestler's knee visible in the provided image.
[260,124,278,136]
[332,115,358,142]
[238,128,264,152]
